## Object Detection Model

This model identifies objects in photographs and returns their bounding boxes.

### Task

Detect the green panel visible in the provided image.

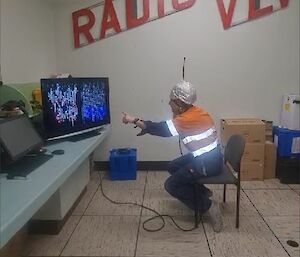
[7,83,40,103]
[0,83,41,116]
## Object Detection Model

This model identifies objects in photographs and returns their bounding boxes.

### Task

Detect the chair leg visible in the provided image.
[236,183,240,228]
[223,184,227,203]
[193,184,199,228]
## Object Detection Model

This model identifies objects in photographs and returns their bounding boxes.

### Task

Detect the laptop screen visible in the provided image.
[0,115,43,161]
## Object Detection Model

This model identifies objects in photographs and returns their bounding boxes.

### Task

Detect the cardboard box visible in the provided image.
[241,143,265,163]
[266,133,273,142]
[221,119,266,146]
[264,142,277,179]
[263,120,273,142]
[240,161,264,181]
[263,120,273,132]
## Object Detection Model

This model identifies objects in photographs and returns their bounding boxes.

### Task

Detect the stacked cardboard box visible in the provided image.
[262,120,277,179]
[264,141,277,179]
[221,119,265,180]
[263,120,273,142]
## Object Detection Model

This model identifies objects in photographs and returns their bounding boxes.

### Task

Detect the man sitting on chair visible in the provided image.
[122,80,223,232]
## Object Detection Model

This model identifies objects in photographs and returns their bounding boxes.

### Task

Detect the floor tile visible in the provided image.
[24,216,80,256]
[143,187,258,218]
[265,216,300,257]
[289,184,300,195]
[85,188,144,215]
[206,184,236,190]
[146,171,169,189]
[210,190,259,216]
[146,171,239,191]
[136,216,210,257]
[205,184,224,190]
[204,216,290,257]
[61,215,139,257]
[142,188,194,216]
[245,189,300,216]
[241,179,290,190]
[101,171,147,190]
[295,189,300,195]
[72,172,100,215]
[24,171,299,257]
[288,184,300,190]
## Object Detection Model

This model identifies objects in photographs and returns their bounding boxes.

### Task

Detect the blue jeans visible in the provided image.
[164,147,223,213]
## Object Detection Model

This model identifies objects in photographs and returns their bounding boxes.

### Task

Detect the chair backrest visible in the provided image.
[224,135,245,173]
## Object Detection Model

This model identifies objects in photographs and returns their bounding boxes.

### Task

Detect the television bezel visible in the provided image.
[41,77,110,140]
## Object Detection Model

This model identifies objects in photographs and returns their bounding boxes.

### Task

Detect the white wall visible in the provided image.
[2,0,298,162]
[53,0,299,162]
[0,0,57,83]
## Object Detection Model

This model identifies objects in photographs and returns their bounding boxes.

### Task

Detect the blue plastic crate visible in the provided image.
[109,148,137,180]
[273,126,300,157]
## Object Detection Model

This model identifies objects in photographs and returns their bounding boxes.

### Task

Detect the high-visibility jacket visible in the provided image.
[142,106,218,157]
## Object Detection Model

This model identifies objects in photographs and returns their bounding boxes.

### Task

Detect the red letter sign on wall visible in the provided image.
[158,0,165,17]
[279,0,289,8]
[73,0,290,48]
[216,0,237,29]
[248,0,273,19]
[172,0,196,11]
[72,8,96,48]
[126,0,150,29]
[101,0,121,39]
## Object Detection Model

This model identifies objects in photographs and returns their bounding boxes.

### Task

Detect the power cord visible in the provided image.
[98,171,199,232]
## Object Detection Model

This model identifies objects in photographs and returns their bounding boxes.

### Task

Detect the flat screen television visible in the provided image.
[41,77,110,140]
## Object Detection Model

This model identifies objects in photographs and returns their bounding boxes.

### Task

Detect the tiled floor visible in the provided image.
[24,171,300,257]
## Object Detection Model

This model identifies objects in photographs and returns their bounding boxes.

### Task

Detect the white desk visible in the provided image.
[0,125,110,248]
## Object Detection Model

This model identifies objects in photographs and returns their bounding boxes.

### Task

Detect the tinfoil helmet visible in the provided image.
[170,80,197,105]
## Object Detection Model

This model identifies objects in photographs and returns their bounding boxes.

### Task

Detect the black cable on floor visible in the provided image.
[98,171,198,232]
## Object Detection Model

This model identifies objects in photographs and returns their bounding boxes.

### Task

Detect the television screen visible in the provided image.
[41,77,110,140]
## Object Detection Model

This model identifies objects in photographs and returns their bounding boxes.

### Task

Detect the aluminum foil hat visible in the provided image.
[170,80,197,105]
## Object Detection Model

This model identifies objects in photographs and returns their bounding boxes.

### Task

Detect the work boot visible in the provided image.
[207,188,213,198]
[198,185,213,198]
[207,200,223,232]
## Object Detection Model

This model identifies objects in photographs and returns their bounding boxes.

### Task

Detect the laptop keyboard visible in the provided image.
[1,153,53,179]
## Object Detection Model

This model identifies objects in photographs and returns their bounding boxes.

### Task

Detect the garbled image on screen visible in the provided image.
[47,82,80,127]
[81,81,108,125]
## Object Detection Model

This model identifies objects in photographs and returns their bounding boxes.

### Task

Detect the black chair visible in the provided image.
[193,134,245,228]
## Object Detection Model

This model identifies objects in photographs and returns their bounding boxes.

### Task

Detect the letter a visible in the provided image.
[101,0,121,39]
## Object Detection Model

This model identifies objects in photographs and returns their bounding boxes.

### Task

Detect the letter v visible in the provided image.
[216,0,237,29]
